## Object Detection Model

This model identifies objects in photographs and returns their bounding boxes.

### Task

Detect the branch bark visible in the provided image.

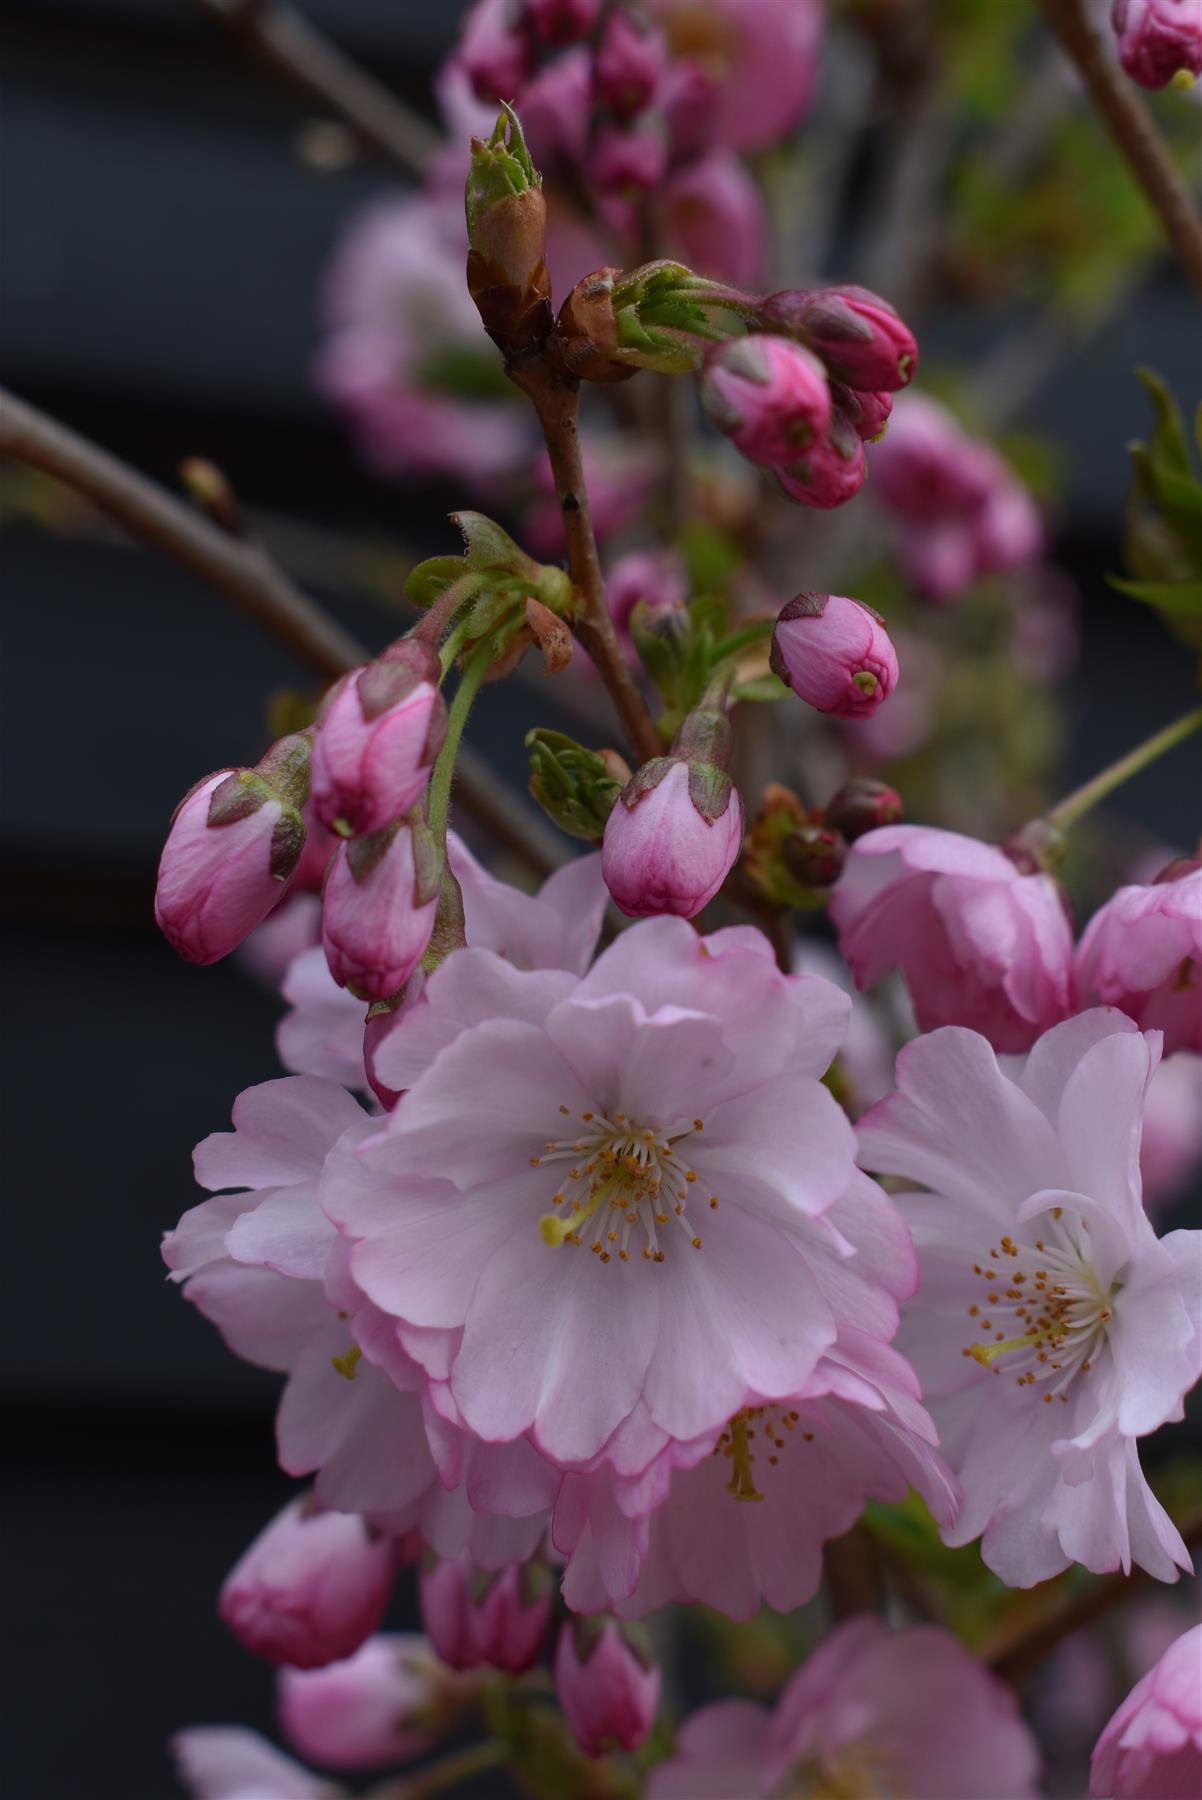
[1040,0,1202,301]
[197,0,439,175]
[0,383,563,877]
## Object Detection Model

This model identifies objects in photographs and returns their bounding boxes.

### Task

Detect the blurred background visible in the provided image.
[2,1,1200,1794]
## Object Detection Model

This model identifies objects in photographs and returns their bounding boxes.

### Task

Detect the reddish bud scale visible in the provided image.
[824,778,904,842]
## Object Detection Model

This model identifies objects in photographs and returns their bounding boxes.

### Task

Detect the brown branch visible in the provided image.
[0,383,563,877]
[197,0,439,176]
[1040,0,1202,301]
[986,1508,1202,1685]
[509,360,663,766]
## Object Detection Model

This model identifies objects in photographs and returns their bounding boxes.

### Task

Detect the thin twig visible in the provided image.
[986,1509,1202,1684]
[0,383,563,876]
[1040,0,1202,300]
[510,362,663,766]
[197,0,439,175]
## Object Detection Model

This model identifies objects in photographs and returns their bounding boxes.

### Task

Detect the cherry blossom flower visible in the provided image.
[328,919,871,1470]
[858,1009,1201,1586]
[1091,1623,1202,1797]
[830,824,1074,1053]
[276,946,369,1093]
[648,1616,1041,1799]
[1141,1053,1202,1210]
[1075,864,1202,1054]
[648,0,824,155]
[170,1727,335,1800]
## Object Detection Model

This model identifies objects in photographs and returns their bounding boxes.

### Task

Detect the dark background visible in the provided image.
[2,3,1200,1796]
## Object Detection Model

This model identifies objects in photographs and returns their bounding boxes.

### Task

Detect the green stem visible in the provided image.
[438,615,476,680]
[1045,706,1202,833]
[427,643,495,848]
[365,1740,507,1800]
[711,617,775,665]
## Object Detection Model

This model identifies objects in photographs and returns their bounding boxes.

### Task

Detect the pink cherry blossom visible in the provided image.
[155,772,299,967]
[419,1552,553,1673]
[1075,865,1202,1054]
[554,1618,660,1757]
[606,548,688,659]
[326,919,869,1469]
[601,760,744,919]
[1141,1053,1202,1210]
[648,1616,1041,1799]
[309,648,445,840]
[648,0,824,155]
[770,593,898,720]
[277,946,369,1092]
[525,0,603,46]
[858,1009,1201,1586]
[453,0,532,104]
[661,151,768,288]
[1112,0,1202,88]
[219,1497,397,1669]
[553,1328,956,1620]
[163,1075,557,1564]
[830,824,1074,1053]
[276,1634,438,1771]
[170,1727,332,1800]
[238,893,322,991]
[1091,1624,1202,1796]
[594,10,667,117]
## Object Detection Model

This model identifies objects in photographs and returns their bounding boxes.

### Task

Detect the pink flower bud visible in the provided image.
[1140,1053,1202,1211]
[419,1554,553,1674]
[525,0,603,44]
[594,12,667,117]
[219,1498,397,1670]
[554,1619,660,1758]
[1091,1626,1202,1797]
[1112,0,1202,88]
[457,0,532,103]
[321,819,440,1000]
[607,547,688,657]
[277,1634,438,1772]
[701,335,831,467]
[833,382,893,442]
[156,743,310,965]
[771,593,899,720]
[762,284,919,391]
[310,644,445,839]
[592,117,669,195]
[602,758,743,919]
[775,412,867,510]
[1073,864,1202,1054]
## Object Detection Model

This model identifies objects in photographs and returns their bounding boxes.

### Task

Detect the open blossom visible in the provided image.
[602,759,743,919]
[171,1727,333,1800]
[660,150,767,288]
[327,918,870,1469]
[277,946,369,1092]
[219,1497,397,1669]
[553,1328,957,1620]
[648,0,824,155]
[830,824,1074,1053]
[1075,864,1202,1054]
[1112,0,1202,89]
[156,771,303,966]
[420,1553,552,1673]
[1091,1624,1202,1797]
[555,1618,660,1757]
[277,1635,439,1771]
[858,1010,1201,1586]
[310,646,445,840]
[770,593,898,720]
[649,1616,1041,1799]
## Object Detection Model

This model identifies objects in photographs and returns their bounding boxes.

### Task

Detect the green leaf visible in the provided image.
[1135,366,1193,481]
[1108,576,1202,613]
[733,672,788,703]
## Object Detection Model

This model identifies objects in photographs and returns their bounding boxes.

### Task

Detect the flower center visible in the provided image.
[713,1405,814,1502]
[530,1106,711,1264]
[962,1208,1116,1404]
[789,1745,903,1798]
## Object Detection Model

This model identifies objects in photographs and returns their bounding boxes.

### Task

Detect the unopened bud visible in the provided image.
[180,457,243,535]
[310,641,445,840]
[761,284,918,392]
[527,728,625,840]
[277,1634,441,1772]
[775,406,867,510]
[592,116,669,196]
[556,260,746,380]
[593,11,667,117]
[832,381,893,442]
[466,108,552,358]
[554,1618,660,1759]
[1111,0,1202,89]
[824,778,904,841]
[525,0,602,44]
[458,0,532,102]
[701,335,831,467]
[419,1553,553,1674]
[784,822,847,890]
[770,593,899,719]
[321,817,441,1000]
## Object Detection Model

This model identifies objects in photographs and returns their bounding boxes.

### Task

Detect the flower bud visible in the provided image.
[832,381,893,442]
[770,593,899,719]
[775,409,866,510]
[1112,0,1202,88]
[458,0,532,103]
[554,1618,660,1758]
[602,710,743,918]
[321,817,441,1000]
[761,284,918,391]
[784,822,847,891]
[701,334,831,467]
[310,642,445,840]
[607,547,688,653]
[525,0,603,44]
[592,116,669,195]
[593,12,666,117]
[419,1554,553,1674]
[466,108,553,358]
[218,1497,397,1670]
[155,734,311,965]
[824,777,904,841]
[277,1634,439,1772]
[527,729,625,839]
[556,260,745,379]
